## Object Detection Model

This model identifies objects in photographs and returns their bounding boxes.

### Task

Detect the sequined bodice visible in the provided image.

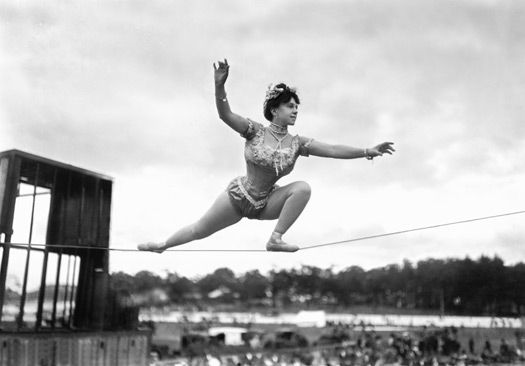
[235,120,313,201]
[243,124,303,198]
[246,128,300,173]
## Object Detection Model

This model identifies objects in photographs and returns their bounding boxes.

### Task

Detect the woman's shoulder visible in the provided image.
[296,135,315,157]
[248,118,264,130]
[241,118,264,140]
[297,135,314,145]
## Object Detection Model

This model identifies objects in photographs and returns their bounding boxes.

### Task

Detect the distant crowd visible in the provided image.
[344,326,524,365]
[152,325,525,366]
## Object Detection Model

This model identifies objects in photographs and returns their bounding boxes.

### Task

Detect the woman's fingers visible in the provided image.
[381,142,395,154]
[214,59,229,70]
[373,142,395,156]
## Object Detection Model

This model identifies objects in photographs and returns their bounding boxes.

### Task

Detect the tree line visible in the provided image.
[110,255,525,317]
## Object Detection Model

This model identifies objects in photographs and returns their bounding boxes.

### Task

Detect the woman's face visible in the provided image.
[273,98,299,125]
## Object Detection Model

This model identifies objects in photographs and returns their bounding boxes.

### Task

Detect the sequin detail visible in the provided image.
[236,177,268,209]
[227,119,314,215]
[226,177,278,219]
[300,138,314,157]
[246,125,303,176]
[240,119,257,139]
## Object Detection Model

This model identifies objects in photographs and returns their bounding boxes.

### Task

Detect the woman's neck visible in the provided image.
[269,122,288,135]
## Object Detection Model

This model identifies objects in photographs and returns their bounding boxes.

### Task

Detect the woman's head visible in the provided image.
[263,83,300,122]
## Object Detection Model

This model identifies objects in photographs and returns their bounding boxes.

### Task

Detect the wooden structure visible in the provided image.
[0,149,149,365]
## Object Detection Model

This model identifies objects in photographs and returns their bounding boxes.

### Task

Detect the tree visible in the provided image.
[335,266,365,306]
[475,256,506,315]
[108,255,524,315]
[414,259,447,310]
[269,269,295,307]
[134,271,164,292]
[365,267,389,307]
[294,266,325,306]
[239,270,269,302]
[399,260,417,308]
[165,272,198,303]
[507,263,525,315]
[197,267,238,300]
[110,271,137,293]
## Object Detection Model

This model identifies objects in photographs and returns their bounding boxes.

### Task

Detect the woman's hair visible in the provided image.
[263,83,300,122]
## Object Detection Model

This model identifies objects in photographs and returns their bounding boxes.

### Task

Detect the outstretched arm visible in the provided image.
[305,139,395,159]
[213,59,250,135]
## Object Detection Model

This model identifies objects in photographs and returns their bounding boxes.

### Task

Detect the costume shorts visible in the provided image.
[226,176,278,219]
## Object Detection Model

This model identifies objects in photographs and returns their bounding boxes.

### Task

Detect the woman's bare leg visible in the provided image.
[138,191,242,252]
[259,181,311,252]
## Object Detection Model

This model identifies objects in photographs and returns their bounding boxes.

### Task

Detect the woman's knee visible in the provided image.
[292,181,312,200]
[189,223,210,240]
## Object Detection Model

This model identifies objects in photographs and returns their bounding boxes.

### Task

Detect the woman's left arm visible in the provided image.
[304,138,395,159]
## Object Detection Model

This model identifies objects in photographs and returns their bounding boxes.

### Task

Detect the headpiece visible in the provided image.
[263,83,298,111]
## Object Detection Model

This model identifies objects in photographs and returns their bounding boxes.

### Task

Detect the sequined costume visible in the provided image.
[227,119,313,219]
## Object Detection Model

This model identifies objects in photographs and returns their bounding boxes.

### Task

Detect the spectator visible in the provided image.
[484,339,492,353]
[482,339,493,362]
[468,337,475,355]
[499,338,510,360]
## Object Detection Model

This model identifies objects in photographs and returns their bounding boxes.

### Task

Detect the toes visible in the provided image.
[137,242,163,253]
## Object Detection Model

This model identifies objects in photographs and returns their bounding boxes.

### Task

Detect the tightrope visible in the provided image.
[2,210,523,253]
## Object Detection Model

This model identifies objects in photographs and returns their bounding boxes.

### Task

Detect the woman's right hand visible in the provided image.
[213,59,229,86]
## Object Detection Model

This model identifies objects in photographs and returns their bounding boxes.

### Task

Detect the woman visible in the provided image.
[138,59,395,253]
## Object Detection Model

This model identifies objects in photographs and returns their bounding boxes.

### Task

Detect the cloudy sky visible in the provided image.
[1,0,524,279]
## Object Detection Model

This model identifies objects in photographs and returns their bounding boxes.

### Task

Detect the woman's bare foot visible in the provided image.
[137,242,166,253]
[266,232,299,253]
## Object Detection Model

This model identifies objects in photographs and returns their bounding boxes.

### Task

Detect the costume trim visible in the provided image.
[236,177,268,209]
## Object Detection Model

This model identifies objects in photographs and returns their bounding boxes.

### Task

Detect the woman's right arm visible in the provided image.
[214,59,250,134]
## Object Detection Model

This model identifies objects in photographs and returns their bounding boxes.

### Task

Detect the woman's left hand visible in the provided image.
[369,142,395,158]
[214,59,230,86]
